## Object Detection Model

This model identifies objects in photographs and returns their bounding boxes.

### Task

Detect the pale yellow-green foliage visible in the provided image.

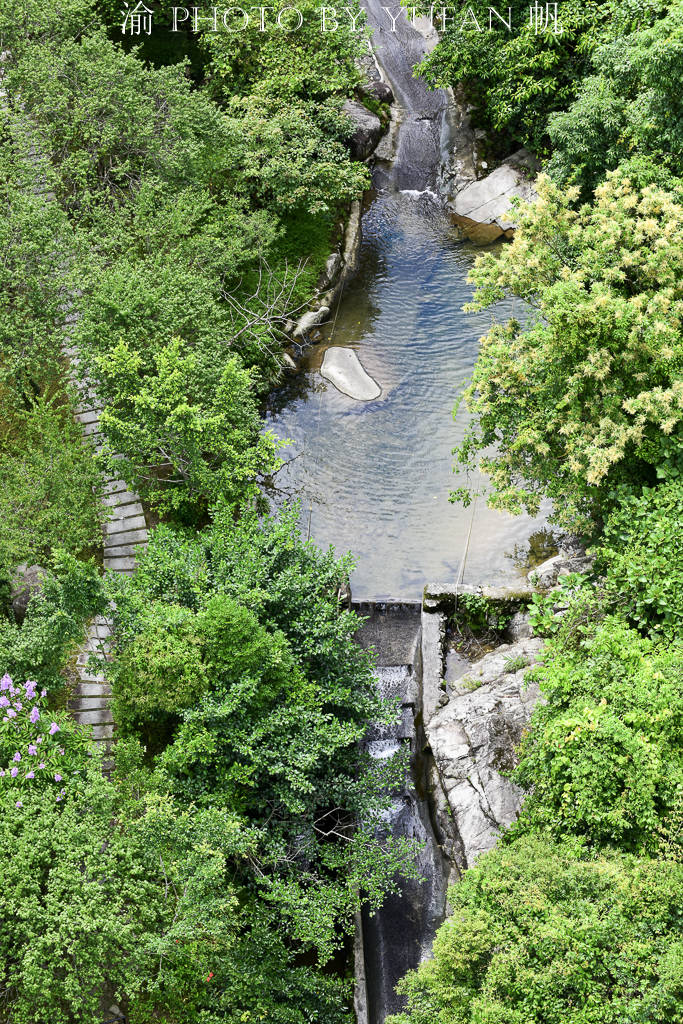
[456,170,683,531]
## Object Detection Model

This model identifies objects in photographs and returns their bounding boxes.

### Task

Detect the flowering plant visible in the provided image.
[0,674,94,806]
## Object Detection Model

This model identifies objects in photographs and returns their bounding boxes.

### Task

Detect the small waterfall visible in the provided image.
[355,610,450,1024]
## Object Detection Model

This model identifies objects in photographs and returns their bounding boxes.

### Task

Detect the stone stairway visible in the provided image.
[67,399,149,745]
[2,71,149,746]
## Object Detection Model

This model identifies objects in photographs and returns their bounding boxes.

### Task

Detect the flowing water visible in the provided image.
[265,4,547,601]
[266,7,550,1020]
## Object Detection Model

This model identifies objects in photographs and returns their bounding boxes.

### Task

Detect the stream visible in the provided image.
[265,1,548,601]
[266,8,548,1022]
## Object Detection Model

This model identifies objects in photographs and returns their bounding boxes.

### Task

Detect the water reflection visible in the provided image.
[265,192,548,600]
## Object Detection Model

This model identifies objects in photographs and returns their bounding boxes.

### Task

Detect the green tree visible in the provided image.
[93,337,282,520]
[106,504,417,1005]
[548,1,683,197]
[453,171,683,534]
[389,836,683,1024]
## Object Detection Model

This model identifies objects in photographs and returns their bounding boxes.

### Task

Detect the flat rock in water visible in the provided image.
[321,347,381,401]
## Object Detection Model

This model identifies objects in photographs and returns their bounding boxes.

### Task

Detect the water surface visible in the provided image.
[265,192,547,600]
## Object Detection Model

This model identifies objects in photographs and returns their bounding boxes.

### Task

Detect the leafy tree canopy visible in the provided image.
[453,170,683,534]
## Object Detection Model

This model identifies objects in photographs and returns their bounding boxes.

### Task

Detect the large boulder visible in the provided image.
[426,637,543,873]
[342,99,383,161]
[11,563,46,624]
[360,80,394,105]
[321,346,381,401]
[451,149,539,239]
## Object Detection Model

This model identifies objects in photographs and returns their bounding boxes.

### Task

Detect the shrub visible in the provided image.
[388,835,683,1024]
[596,481,683,636]
[453,171,683,534]
[0,399,104,575]
[513,612,683,853]
[0,551,105,694]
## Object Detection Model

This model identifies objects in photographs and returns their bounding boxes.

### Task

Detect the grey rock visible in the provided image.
[11,564,46,624]
[282,352,297,371]
[451,149,539,234]
[360,80,394,104]
[505,610,533,642]
[293,305,330,340]
[320,346,381,401]
[528,553,564,590]
[342,99,382,161]
[426,637,543,870]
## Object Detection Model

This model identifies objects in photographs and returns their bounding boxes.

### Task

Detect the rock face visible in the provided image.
[293,305,329,341]
[426,637,543,873]
[321,346,381,401]
[360,79,394,105]
[11,564,46,624]
[342,99,383,161]
[451,149,539,239]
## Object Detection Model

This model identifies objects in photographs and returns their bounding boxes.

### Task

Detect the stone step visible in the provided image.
[102,478,129,495]
[102,490,142,509]
[104,556,138,572]
[104,516,147,537]
[74,408,100,425]
[73,708,114,726]
[91,723,115,741]
[75,681,112,697]
[104,542,146,559]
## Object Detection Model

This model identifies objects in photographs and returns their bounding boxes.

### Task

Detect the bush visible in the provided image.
[512,609,683,854]
[107,504,417,976]
[388,835,683,1024]
[0,399,104,575]
[0,552,105,694]
[596,481,683,636]
[453,171,683,534]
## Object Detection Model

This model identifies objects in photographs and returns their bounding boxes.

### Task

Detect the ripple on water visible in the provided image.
[265,192,548,600]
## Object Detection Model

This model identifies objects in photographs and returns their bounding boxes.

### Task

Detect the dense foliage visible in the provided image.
[389,836,683,1024]
[453,171,683,534]
[106,506,414,979]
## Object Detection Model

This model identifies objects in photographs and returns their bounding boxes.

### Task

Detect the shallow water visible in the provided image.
[265,191,547,600]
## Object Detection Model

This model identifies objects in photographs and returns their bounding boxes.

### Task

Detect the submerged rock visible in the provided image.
[321,347,381,401]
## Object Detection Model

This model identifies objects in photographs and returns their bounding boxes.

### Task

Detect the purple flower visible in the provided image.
[29,707,39,725]
[13,702,22,712]
[0,770,5,777]
[28,744,37,756]
[41,689,46,698]
[6,709,16,719]
[38,762,45,770]
[0,674,11,691]
[15,801,23,808]
[54,774,62,782]
[55,796,62,803]
[0,696,9,708]
[24,680,37,697]
[60,788,66,796]
[12,752,21,762]
[25,771,34,779]
[59,748,65,756]
[10,767,18,778]
[36,736,43,744]
[49,722,60,736]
